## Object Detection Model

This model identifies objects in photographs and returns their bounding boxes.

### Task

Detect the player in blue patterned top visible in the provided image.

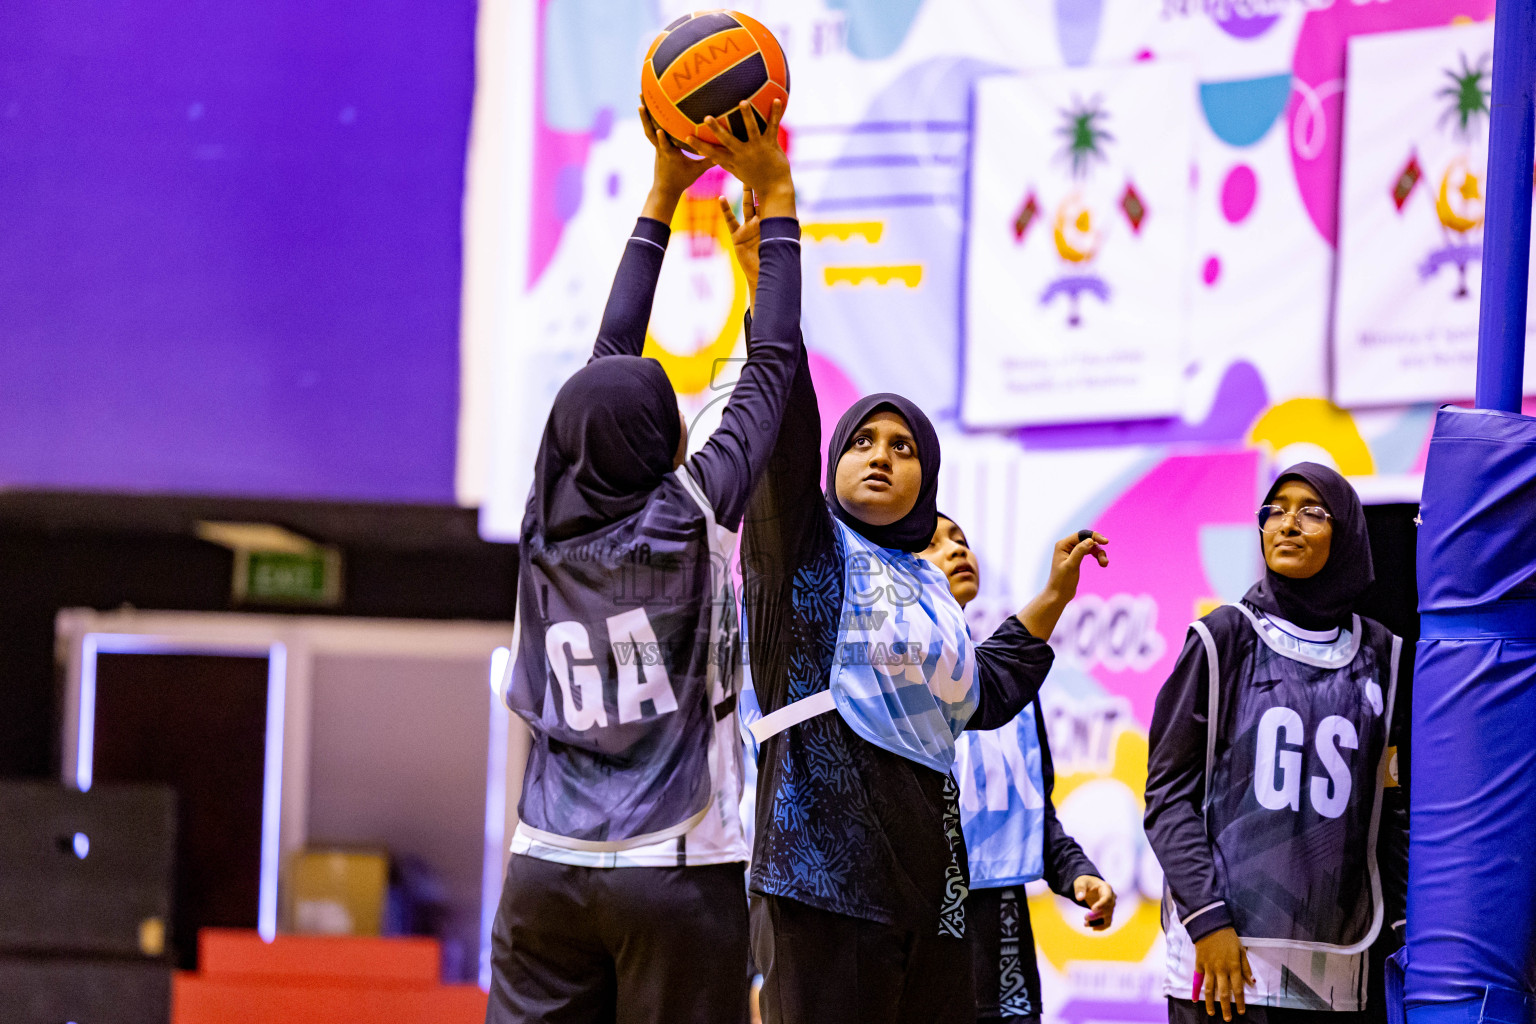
[726,248,1112,1019]
[921,514,1116,1024]
[489,100,799,1024]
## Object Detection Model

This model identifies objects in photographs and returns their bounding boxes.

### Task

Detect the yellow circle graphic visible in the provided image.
[1029,728,1164,971]
[1248,398,1375,477]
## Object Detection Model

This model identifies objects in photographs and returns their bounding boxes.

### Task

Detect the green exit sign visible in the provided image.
[235,548,343,606]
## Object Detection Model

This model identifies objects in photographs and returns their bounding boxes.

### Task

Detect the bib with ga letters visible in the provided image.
[509,468,739,851]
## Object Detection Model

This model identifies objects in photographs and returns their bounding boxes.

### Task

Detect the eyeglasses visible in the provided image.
[1257,505,1332,535]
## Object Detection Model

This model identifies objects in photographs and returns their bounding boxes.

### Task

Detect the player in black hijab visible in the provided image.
[738,367,1106,1023]
[528,354,683,542]
[491,99,801,1024]
[1145,463,1408,1024]
[822,393,943,551]
[1244,463,1376,631]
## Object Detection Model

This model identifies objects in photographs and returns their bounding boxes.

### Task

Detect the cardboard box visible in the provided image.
[285,849,388,936]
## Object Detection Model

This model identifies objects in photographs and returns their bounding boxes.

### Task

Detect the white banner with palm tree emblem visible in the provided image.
[1334,21,1536,408]
[961,61,1196,428]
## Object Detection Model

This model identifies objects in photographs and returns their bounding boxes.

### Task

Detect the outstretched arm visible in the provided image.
[685,101,806,532]
[590,104,713,360]
[1016,532,1109,641]
[968,621,1054,731]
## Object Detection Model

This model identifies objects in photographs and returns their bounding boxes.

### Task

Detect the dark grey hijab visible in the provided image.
[1245,462,1374,630]
[525,355,681,543]
[824,393,941,553]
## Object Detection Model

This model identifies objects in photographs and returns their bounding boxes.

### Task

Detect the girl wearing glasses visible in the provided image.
[1144,463,1409,1024]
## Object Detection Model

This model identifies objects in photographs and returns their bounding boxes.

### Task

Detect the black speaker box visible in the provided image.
[0,781,176,957]
[0,952,171,1024]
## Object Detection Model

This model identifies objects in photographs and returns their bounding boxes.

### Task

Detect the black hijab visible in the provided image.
[526,355,682,543]
[824,393,941,553]
[1244,462,1374,631]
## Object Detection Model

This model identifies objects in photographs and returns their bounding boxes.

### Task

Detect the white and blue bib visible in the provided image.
[955,703,1047,888]
[750,520,978,774]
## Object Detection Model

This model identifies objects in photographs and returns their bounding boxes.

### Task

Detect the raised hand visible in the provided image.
[639,101,711,223]
[1046,530,1110,605]
[687,99,794,220]
[1015,531,1109,640]
[719,189,762,304]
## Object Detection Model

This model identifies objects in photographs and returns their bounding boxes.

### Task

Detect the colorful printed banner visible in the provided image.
[1334,20,1536,407]
[463,2,1504,1019]
[963,62,1196,427]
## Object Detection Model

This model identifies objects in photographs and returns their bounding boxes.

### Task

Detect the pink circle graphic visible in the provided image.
[1070,450,1261,726]
[1202,256,1222,286]
[1220,164,1258,224]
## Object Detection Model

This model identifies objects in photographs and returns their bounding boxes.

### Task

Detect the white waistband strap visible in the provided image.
[749,690,837,744]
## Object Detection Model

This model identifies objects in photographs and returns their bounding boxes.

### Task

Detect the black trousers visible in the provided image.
[968,886,1041,1024]
[1168,998,1373,1024]
[486,854,749,1024]
[751,893,976,1024]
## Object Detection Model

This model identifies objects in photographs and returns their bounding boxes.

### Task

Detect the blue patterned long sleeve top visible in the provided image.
[739,342,1056,933]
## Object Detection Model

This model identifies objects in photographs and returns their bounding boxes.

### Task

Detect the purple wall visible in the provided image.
[0,1,475,502]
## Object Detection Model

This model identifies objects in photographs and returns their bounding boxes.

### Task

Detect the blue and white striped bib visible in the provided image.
[826,520,978,772]
[747,521,979,774]
[955,703,1046,888]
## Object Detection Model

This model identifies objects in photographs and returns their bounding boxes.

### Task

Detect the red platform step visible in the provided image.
[174,929,487,1024]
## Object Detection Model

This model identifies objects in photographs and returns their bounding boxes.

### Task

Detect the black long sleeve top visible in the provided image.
[587,215,802,530]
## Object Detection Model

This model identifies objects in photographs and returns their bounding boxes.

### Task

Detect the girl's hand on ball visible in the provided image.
[688,99,794,219]
[638,102,709,220]
[718,189,762,305]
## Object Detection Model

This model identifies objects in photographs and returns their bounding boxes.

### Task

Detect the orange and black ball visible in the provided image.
[641,10,790,147]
